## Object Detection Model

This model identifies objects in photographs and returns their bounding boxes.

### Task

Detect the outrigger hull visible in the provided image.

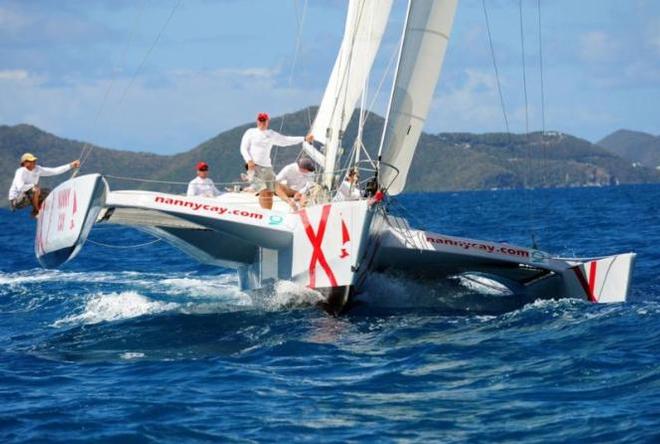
[36,174,635,313]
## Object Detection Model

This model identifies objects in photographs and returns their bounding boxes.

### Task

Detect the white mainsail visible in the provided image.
[304,0,393,189]
[377,0,457,195]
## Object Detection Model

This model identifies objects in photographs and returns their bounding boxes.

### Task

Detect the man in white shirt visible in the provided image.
[186,162,222,197]
[240,112,314,209]
[8,152,80,217]
[334,168,362,202]
[276,158,316,207]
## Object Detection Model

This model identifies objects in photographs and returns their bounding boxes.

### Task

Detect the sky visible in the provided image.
[1,0,659,154]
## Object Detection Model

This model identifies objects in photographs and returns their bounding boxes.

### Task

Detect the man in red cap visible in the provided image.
[240,112,313,209]
[186,161,221,197]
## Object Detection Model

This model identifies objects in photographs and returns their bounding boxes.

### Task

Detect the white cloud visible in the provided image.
[648,18,660,55]
[0,69,29,81]
[431,68,511,133]
[212,67,279,79]
[0,6,30,31]
[578,31,618,63]
[0,66,315,154]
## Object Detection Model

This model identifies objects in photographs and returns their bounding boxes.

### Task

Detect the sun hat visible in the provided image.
[20,153,38,164]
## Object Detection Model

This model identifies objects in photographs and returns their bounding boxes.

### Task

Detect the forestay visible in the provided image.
[305,0,393,189]
[378,0,457,195]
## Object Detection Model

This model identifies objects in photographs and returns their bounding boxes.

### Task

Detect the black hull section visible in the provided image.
[317,285,354,316]
[38,246,76,269]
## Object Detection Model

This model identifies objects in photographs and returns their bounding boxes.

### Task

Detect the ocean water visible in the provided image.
[1,185,659,443]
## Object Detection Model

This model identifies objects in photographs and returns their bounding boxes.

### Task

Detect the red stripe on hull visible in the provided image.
[588,261,598,302]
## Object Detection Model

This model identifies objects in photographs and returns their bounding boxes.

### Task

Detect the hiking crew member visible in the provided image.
[276,158,316,207]
[8,153,80,217]
[240,112,313,209]
[187,162,222,197]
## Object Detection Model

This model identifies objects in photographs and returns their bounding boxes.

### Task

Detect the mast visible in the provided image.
[306,0,393,191]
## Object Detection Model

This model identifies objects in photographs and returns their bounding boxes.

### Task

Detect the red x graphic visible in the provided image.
[299,204,338,288]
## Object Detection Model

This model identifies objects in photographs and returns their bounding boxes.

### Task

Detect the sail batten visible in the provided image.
[378,0,458,195]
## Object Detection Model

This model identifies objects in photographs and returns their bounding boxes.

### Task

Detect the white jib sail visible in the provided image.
[378,0,457,195]
[307,0,393,189]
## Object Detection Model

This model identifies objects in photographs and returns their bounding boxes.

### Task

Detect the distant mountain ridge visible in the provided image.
[598,129,660,169]
[2,109,659,208]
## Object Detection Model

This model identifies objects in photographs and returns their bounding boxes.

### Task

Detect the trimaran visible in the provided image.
[35,0,635,314]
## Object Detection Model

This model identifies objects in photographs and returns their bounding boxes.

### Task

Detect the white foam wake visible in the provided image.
[53,291,178,327]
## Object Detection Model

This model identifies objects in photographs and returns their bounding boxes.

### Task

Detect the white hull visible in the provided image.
[35,175,635,314]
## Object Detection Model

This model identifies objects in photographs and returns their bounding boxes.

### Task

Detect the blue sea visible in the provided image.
[1,185,659,443]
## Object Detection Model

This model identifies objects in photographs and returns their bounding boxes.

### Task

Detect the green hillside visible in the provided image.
[598,129,660,169]
[2,109,659,207]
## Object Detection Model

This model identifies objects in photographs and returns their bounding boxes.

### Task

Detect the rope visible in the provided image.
[78,0,182,173]
[481,0,511,137]
[88,238,162,249]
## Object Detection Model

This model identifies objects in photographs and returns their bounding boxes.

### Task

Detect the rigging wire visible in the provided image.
[277,0,309,133]
[273,0,309,167]
[354,0,377,165]
[117,0,182,105]
[518,0,537,248]
[74,0,148,177]
[88,238,162,249]
[104,174,192,186]
[78,0,182,173]
[377,0,409,161]
[337,32,400,178]
[537,0,548,188]
[362,43,399,127]
[535,0,552,243]
[538,0,546,135]
[519,0,530,137]
[481,0,511,137]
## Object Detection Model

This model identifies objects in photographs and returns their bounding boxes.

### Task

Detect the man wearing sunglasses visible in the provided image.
[187,162,222,197]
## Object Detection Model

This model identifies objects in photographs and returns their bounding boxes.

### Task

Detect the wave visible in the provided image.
[47,279,326,328]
